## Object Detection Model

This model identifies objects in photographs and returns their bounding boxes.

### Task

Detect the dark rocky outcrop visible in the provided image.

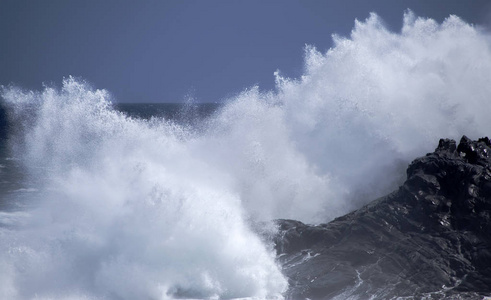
[274,136,491,299]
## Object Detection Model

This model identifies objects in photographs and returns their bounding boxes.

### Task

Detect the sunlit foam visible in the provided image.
[1,11,491,299]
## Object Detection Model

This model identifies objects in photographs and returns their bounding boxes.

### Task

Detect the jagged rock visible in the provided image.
[274,136,491,299]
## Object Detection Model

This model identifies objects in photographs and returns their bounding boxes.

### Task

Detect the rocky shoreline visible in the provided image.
[273,136,491,299]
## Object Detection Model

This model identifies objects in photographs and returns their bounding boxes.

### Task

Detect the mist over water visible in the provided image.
[1,11,491,299]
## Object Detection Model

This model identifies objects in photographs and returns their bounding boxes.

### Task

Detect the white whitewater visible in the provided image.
[1,11,491,299]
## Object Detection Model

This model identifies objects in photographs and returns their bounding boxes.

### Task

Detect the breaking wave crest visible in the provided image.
[1,11,491,299]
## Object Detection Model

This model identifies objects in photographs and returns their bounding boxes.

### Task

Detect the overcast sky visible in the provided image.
[1,0,490,103]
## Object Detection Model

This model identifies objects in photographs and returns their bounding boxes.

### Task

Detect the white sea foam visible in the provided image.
[1,79,287,300]
[1,11,491,299]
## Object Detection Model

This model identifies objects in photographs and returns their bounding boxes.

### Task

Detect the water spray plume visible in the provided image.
[1,11,491,299]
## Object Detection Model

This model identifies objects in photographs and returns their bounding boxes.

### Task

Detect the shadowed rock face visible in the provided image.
[274,136,491,299]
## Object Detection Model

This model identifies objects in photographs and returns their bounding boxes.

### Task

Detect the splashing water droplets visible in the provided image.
[1,12,491,299]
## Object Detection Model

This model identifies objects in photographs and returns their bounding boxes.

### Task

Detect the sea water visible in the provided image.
[1,11,491,299]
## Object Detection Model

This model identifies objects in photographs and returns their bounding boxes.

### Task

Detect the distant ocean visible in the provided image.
[1,12,491,300]
[114,102,221,122]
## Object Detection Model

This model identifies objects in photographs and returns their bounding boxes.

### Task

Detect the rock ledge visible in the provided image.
[274,136,491,299]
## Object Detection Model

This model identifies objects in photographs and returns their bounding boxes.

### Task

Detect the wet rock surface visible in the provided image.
[274,136,491,299]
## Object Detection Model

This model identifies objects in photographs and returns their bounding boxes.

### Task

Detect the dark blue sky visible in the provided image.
[1,0,490,103]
